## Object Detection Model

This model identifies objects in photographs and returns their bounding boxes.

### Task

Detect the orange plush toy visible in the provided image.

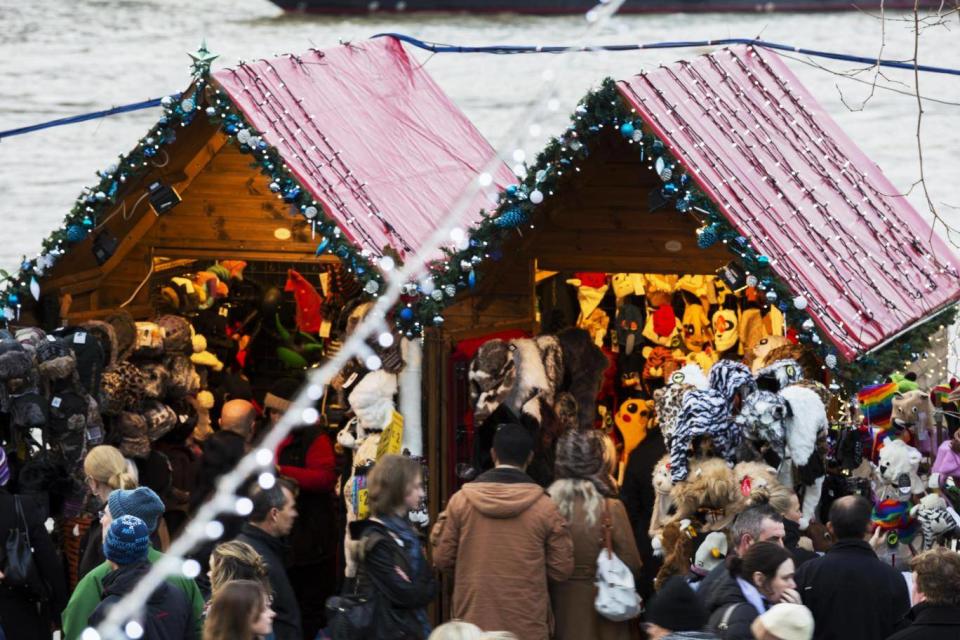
[614,397,655,484]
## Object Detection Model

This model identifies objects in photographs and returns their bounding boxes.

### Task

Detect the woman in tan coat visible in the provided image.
[549,429,643,640]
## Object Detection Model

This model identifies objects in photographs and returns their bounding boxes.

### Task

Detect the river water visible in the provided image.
[1,0,958,270]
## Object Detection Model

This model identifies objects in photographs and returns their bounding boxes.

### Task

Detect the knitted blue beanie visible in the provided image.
[107,486,164,533]
[104,515,149,565]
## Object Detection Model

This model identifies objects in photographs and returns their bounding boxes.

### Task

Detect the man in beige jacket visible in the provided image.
[431,423,574,640]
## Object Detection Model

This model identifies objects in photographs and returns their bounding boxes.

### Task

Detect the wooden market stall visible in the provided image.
[405,45,960,505]
[6,37,513,525]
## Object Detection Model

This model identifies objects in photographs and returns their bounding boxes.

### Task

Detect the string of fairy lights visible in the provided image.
[87,1,633,637]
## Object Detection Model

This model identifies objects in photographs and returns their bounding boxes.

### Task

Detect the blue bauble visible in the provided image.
[675,196,692,213]
[66,225,86,243]
[225,123,239,135]
[619,122,636,139]
[468,270,477,288]
[661,182,679,198]
[399,307,414,321]
[506,185,518,196]
[652,139,665,154]
[697,224,719,249]
[143,147,157,158]
[493,207,526,229]
[314,237,330,255]
[82,216,93,227]
[757,255,771,267]
[282,186,301,203]
[8,293,19,306]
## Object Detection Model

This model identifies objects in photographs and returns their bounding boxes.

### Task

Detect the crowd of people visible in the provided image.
[3,399,960,639]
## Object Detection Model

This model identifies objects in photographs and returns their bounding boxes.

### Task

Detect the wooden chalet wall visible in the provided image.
[440,129,732,342]
[40,119,329,325]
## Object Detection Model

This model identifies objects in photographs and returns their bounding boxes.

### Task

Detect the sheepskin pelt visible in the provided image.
[782,384,828,468]
[670,457,743,532]
[509,338,551,423]
[708,359,756,404]
[670,388,737,482]
[533,334,564,395]
[469,339,516,425]
[348,370,397,433]
[557,328,609,429]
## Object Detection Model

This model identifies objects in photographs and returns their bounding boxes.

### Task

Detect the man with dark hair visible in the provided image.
[431,423,574,640]
[795,495,909,640]
[236,478,301,640]
[888,547,960,639]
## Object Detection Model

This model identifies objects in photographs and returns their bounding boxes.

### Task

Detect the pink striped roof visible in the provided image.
[213,37,514,260]
[617,45,960,360]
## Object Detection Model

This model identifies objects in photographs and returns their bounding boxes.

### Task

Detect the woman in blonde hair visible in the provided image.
[427,621,518,640]
[78,444,138,578]
[748,485,817,566]
[209,540,271,597]
[548,429,642,640]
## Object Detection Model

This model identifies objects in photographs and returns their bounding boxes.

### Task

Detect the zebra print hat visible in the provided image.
[708,359,756,404]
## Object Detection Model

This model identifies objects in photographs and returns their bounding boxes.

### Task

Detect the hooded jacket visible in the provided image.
[88,562,195,640]
[430,467,574,640]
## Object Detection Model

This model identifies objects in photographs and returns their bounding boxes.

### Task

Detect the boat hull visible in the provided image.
[270,0,944,14]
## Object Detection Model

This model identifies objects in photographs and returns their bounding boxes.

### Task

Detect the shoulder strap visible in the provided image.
[718,602,742,630]
[15,495,31,546]
[601,499,613,559]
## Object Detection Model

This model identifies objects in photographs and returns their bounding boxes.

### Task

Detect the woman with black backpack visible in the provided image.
[330,454,436,640]
[0,446,68,640]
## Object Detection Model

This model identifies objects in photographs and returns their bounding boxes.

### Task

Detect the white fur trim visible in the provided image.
[782,385,827,466]
[507,338,551,413]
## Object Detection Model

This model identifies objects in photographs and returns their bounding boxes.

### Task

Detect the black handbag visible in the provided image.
[325,590,376,640]
[1,496,49,601]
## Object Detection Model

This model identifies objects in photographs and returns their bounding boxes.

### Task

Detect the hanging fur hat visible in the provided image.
[138,362,170,400]
[156,315,193,355]
[15,327,47,360]
[36,336,78,382]
[165,355,199,399]
[81,320,120,370]
[669,388,732,482]
[708,360,756,405]
[133,322,165,359]
[348,370,397,433]
[755,359,804,394]
[113,412,151,459]
[106,311,137,361]
[655,383,695,449]
[100,362,146,416]
[735,389,789,463]
[143,399,178,442]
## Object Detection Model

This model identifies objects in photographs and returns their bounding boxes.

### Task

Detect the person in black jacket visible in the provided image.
[887,547,960,640]
[795,495,910,640]
[235,478,302,640]
[0,447,68,640]
[705,542,799,640]
[88,515,195,639]
[345,454,435,640]
[619,424,667,601]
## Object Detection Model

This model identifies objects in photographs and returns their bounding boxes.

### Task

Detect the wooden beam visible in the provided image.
[93,132,229,283]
